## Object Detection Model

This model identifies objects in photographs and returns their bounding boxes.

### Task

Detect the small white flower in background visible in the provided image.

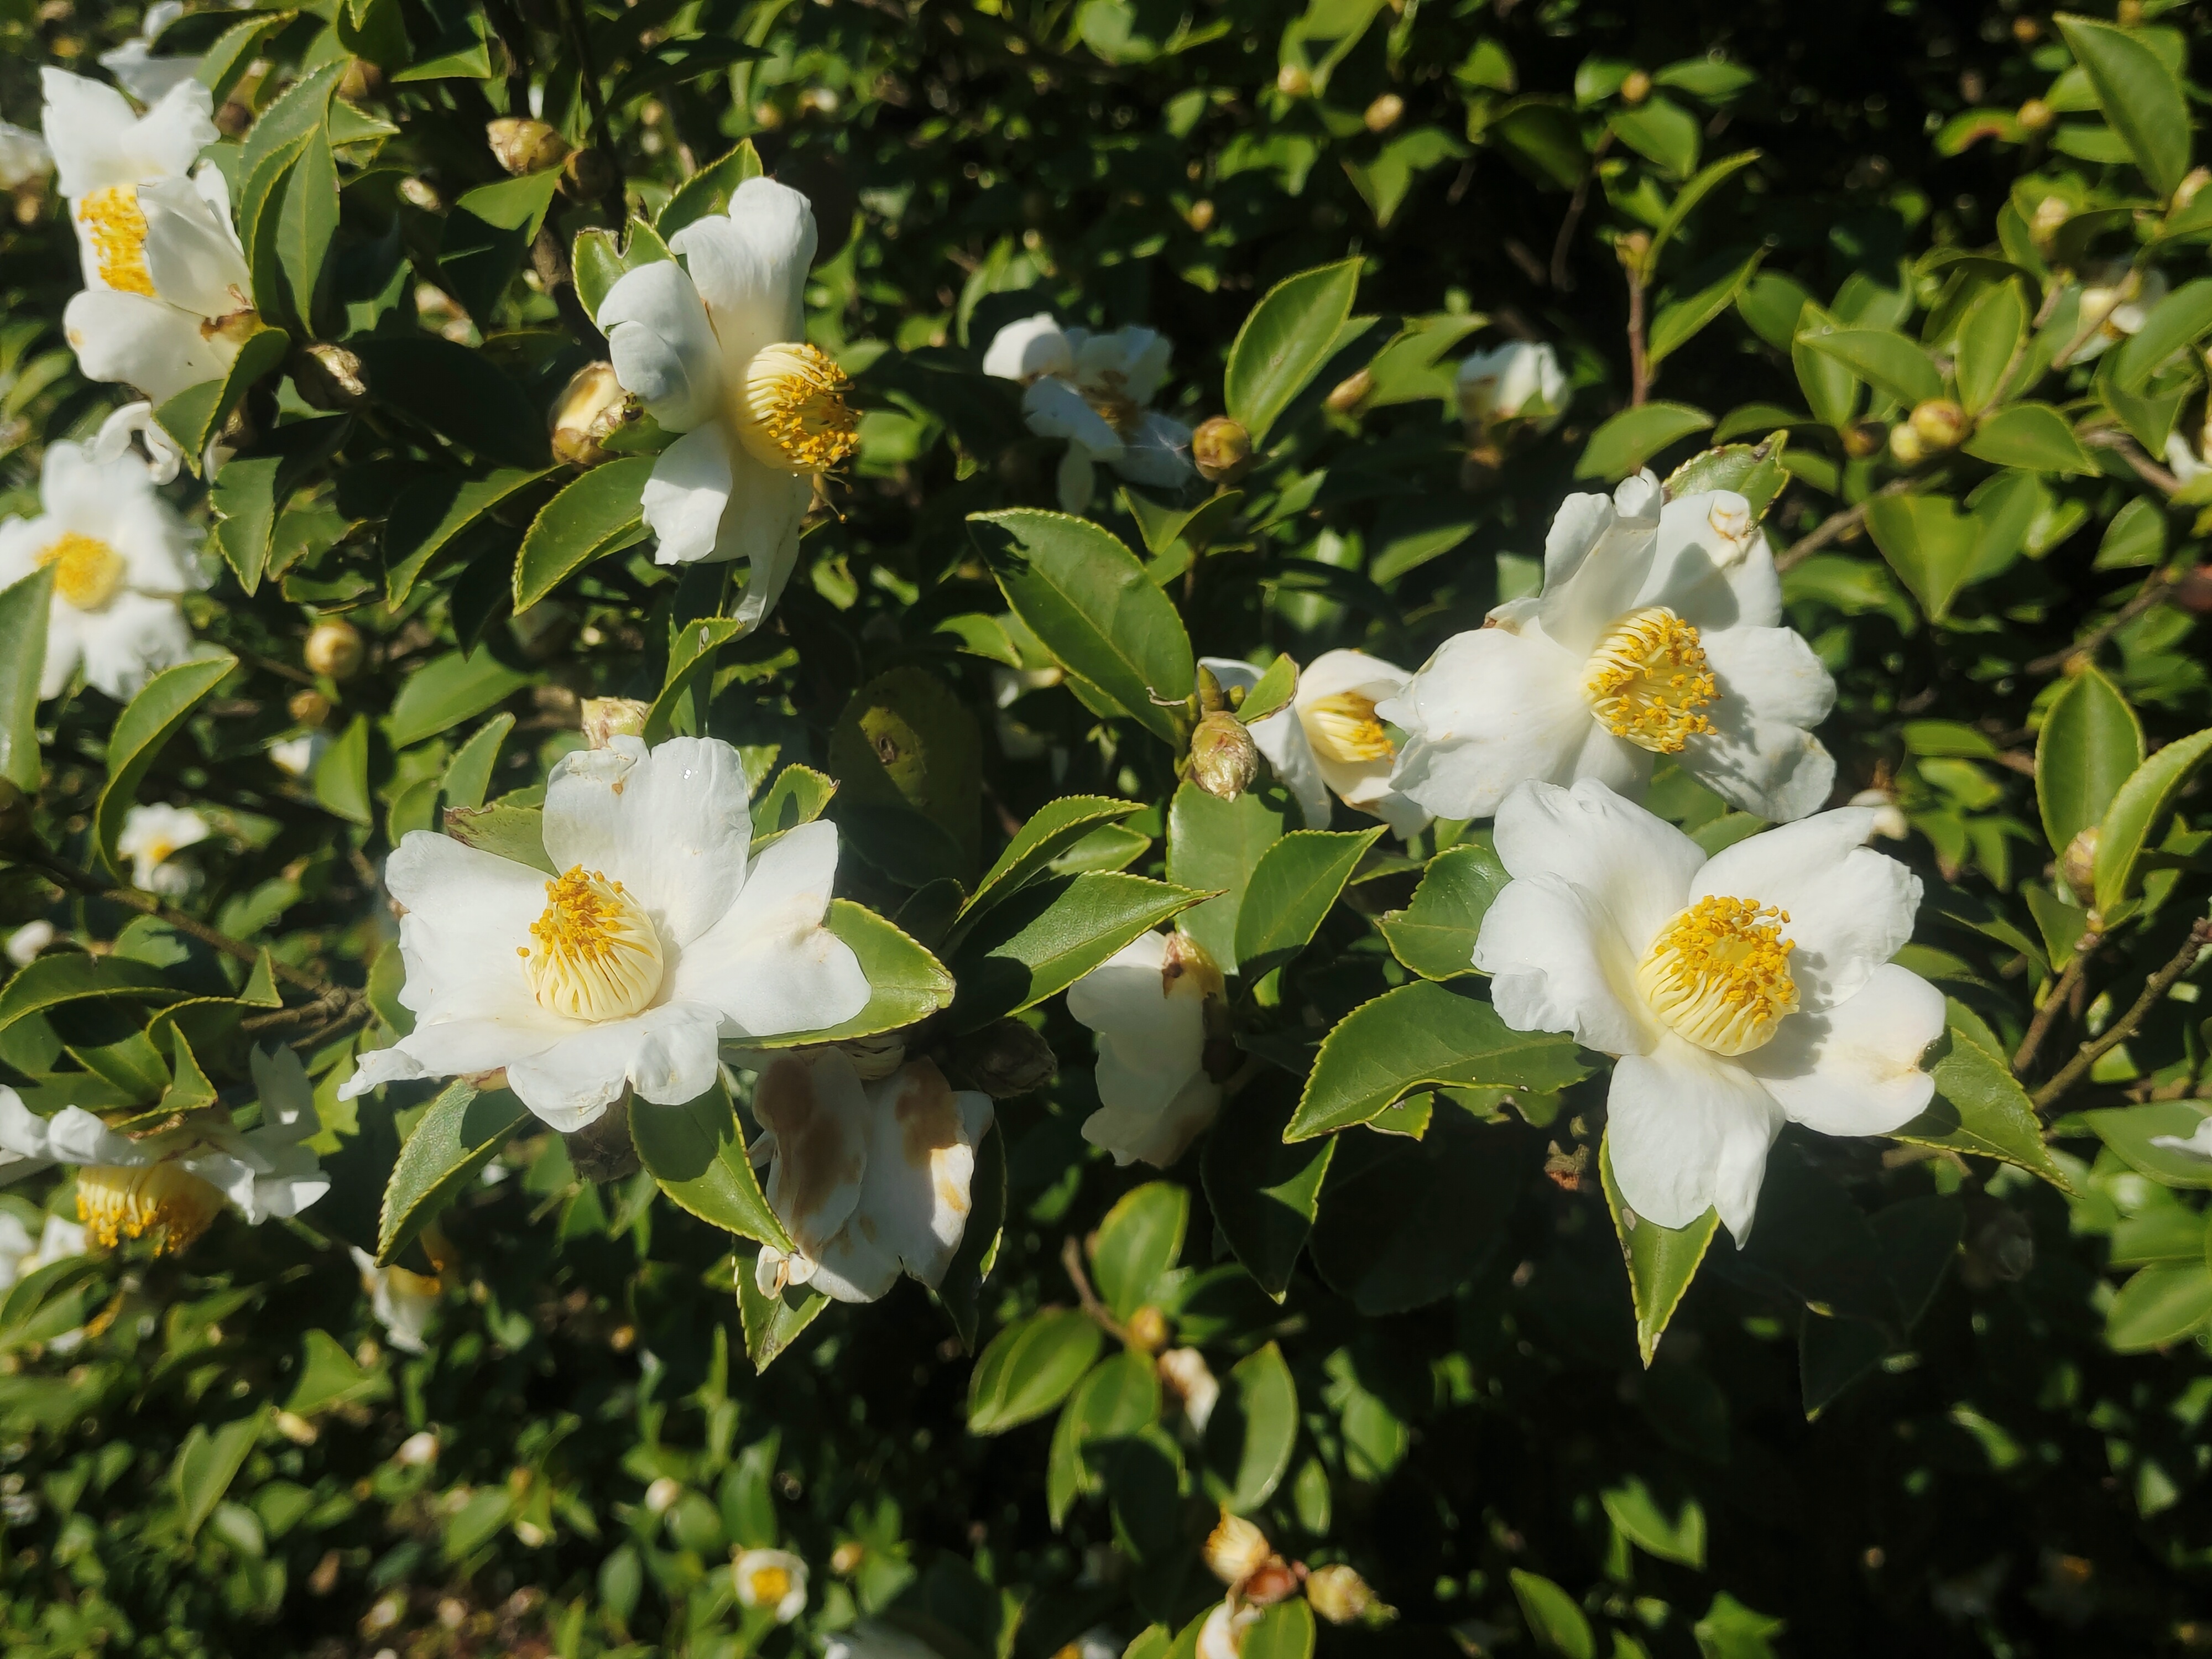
[2149,1118,2212,1160]
[1475,779,1943,1243]
[1846,786,1911,842]
[1066,930,1223,1166]
[1200,651,1431,838]
[0,438,202,703]
[0,1210,86,1291]
[1197,1599,1262,1659]
[732,1547,808,1623]
[597,179,849,634]
[1380,473,1836,824]
[983,313,1194,513]
[340,735,870,1134]
[2057,261,2168,366]
[348,1246,442,1355]
[269,732,330,780]
[43,69,258,406]
[1157,1345,1219,1433]
[99,2,203,107]
[1455,340,1569,432]
[4,921,55,969]
[0,1046,331,1253]
[2163,390,2212,487]
[117,801,210,896]
[750,1050,993,1303]
[0,121,51,191]
[822,1621,942,1659]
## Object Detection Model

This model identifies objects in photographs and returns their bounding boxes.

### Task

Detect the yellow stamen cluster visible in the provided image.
[36,530,128,612]
[78,185,157,297]
[734,342,859,473]
[76,1161,225,1253]
[519,865,664,1022]
[1301,690,1395,763]
[745,1566,792,1606]
[1082,368,1144,436]
[1583,606,1717,754]
[1636,894,1799,1056]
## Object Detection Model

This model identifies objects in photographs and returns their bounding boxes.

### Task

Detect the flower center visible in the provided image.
[1082,369,1144,436]
[1635,894,1798,1056]
[1583,606,1717,754]
[1301,691,1395,763]
[77,185,157,298]
[733,342,859,473]
[36,530,128,612]
[519,865,663,1022]
[745,1565,792,1605]
[76,1161,225,1253]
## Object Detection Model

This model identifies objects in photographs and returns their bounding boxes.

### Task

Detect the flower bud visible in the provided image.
[338,59,384,104]
[0,780,30,848]
[951,1019,1057,1098]
[1277,63,1312,98]
[1205,1511,1272,1587]
[1125,1305,1170,1355]
[1324,369,1372,414]
[399,176,445,213]
[2012,13,2041,41]
[2060,827,2100,908]
[831,1541,865,1575]
[275,1410,319,1446]
[1840,420,1886,460]
[1910,398,1967,452]
[1156,1346,1219,1432]
[1188,712,1259,801]
[1619,69,1652,106]
[1243,1558,1303,1607]
[292,342,367,411]
[1887,422,1926,466]
[395,1431,440,1467]
[2028,194,2069,249]
[562,145,620,202]
[1185,199,1216,232]
[1305,1564,1378,1625]
[2176,168,2212,214]
[1457,340,1569,431]
[644,1476,682,1515]
[580,697,650,749]
[1845,787,1910,843]
[305,620,365,682]
[1363,92,1404,132]
[289,688,333,728]
[1615,229,1651,271]
[487,117,570,177]
[2117,0,2143,23]
[551,361,630,467]
[2016,98,2055,134]
[1192,416,1251,482]
[838,1030,908,1081]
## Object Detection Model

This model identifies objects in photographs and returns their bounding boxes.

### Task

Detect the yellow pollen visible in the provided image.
[520,865,663,1022]
[1636,894,1799,1056]
[734,342,859,474]
[77,184,156,296]
[76,1161,225,1253]
[1583,606,1717,754]
[1301,690,1395,763]
[747,1566,792,1605]
[1081,368,1145,436]
[36,530,128,612]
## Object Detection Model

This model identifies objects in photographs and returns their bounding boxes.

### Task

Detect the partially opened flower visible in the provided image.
[1200,651,1430,837]
[983,313,1194,512]
[349,1246,442,1355]
[1380,473,1835,823]
[340,735,870,1133]
[1066,930,1223,1165]
[0,1209,85,1290]
[118,802,210,896]
[0,438,201,703]
[0,1046,330,1252]
[750,1050,993,1303]
[43,69,258,406]
[88,400,187,484]
[732,1548,808,1623]
[1474,780,1943,1243]
[1456,340,1569,432]
[1196,1600,1262,1659]
[596,179,848,632]
[100,2,203,107]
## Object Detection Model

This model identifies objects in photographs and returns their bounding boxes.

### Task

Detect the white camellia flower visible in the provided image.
[43,69,259,406]
[750,1050,993,1303]
[823,1622,941,1659]
[0,438,201,703]
[1475,779,1944,1243]
[348,1246,442,1355]
[5,921,55,969]
[0,121,51,190]
[2057,261,2168,366]
[117,802,210,896]
[982,312,1194,513]
[1200,651,1431,837]
[1456,340,1569,431]
[0,1046,331,1252]
[732,1548,808,1623]
[100,2,204,107]
[0,1210,86,1291]
[596,179,850,633]
[1066,930,1223,1165]
[1380,472,1836,823]
[340,735,870,1134]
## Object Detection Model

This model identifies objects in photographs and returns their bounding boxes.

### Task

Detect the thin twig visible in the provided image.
[2023,568,2174,676]
[1625,264,1650,408]
[2081,426,2183,496]
[1549,131,1613,291]
[2011,927,2105,1076]
[2033,916,2212,1114]
[1060,1234,1130,1344]
[1772,475,1918,572]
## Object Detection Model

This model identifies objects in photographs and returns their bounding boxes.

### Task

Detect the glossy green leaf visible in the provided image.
[441,714,512,813]
[1233,654,1299,726]
[375,1081,529,1264]
[2084,1103,2212,1191]
[238,64,340,332]
[737,1263,828,1372]
[94,654,236,879]
[348,336,550,469]
[967,1309,1104,1434]
[828,667,983,880]
[0,567,51,793]
[658,139,765,239]
[1574,401,1713,479]
[439,170,563,325]
[2094,494,2167,571]
[1601,1135,1719,1366]
[1602,1475,1707,1569]
[1894,1025,2073,1192]
[1796,326,1944,406]
[947,873,1207,1031]
[1091,1182,1188,1321]
[632,1081,790,1249]
[172,1411,266,1541]
[1202,1341,1298,1513]
[1961,403,2098,475]
[152,326,289,467]
[2036,664,2142,854]
[1791,300,1861,428]
[2111,277,2212,393]
[1609,94,1700,178]
[383,467,555,606]
[1166,781,1292,972]
[197,11,293,103]
[1233,828,1382,984]
[385,649,530,750]
[1203,1078,1336,1299]
[1048,1349,1161,1527]
[958,796,1144,926]
[513,457,655,612]
[1377,842,1509,980]
[1953,280,2027,413]
[1223,258,1362,447]
[2106,1260,2212,1352]
[572,217,672,324]
[1647,248,1764,371]
[1644,149,1762,274]
[1863,492,1979,622]
[0,953,184,1041]
[2054,14,2191,199]
[2092,726,2212,915]
[1511,1569,1595,1659]
[749,764,838,852]
[442,801,555,874]
[312,714,373,827]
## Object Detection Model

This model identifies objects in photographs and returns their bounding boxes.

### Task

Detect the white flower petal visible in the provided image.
[639,422,735,565]
[1490,776,1705,961]
[1022,375,1124,459]
[544,734,752,950]
[1110,411,1194,488]
[982,312,1073,381]
[1607,1034,1783,1243]
[813,1061,992,1301]
[1638,491,1782,630]
[599,259,724,432]
[0,121,49,191]
[1534,474,1661,656]
[138,175,251,319]
[1741,963,1943,1135]
[1379,628,1600,821]
[505,1001,724,1130]
[1081,1069,1220,1168]
[754,1049,872,1266]
[1076,325,1173,405]
[664,820,868,1039]
[1475,871,1655,1056]
[1683,625,1837,821]
[64,288,233,403]
[74,589,193,702]
[41,68,212,196]
[668,176,814,367]
[382,830,564,1035]
[717,450,811,632]
[88,400,184,484]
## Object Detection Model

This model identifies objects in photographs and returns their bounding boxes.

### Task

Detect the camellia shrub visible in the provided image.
[4,0,2212,1653]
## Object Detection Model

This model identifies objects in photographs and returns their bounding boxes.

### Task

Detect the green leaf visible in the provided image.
[1796,326,1944,407]
[1863,492,1979,622]
[1223,258,1363,447]
[1574,402,1714,479]
[0,567,52,793]
[1166,781,1291,972]
[375,1081,529,1264]
[1791,301,1861,428]
[1953,280,2028,413]
[382,468,554,607]
[750,765,838,852]
[1893,1027,2073,1192]
[632,1081,790,1249]
[2111,277,2212,393]
[1202,1341,1298,1513]
[1048,1348,1160,1528]
[0,953,183,1041]
[152,326,289,466]
[1233,655,1299,726]
[1602,1475,1707,1569]
[2053,14,2192,199]
[2106,1261,2212,1352]
[171,1411,265,1541]
[967,1310,1104,1434]
[512,457,655,613]
[971,510,1196,745]
[1960,403,2098,475]
[441,714,512,813]
[657,139,765,239]
[1287,981,1589,1140]
[1601,1135,1719,1366]
[1233,828,1383,984]
[1091,1182,1188,1321]
[1203,1078,1336,1299]
[736,1264,828,1372]
[742,901,955,1050]
[1241,1603,1316,1659]
[2095,495,2167,572]
[1647,248,1764,372]
[1608,94,1701,179]
[197,11,293,104]
[439,170,564,325]
[385,649,530,750]
[348,336,550,469]
[312,714,373,827]
[958,796,1144,927]
[828,667,983,881]
[1644,149,1762,275]
[442,801,556,874]
[1378,842,1509,980]
[94,654,236,879]
[644,614,743,747]
[947,873,1207,1032]
[2085,1103,2212,1190]
[572,217,672,324]
[285,1329,388,1416]
[2036,664,2142,854]
[238,64,341,332]
[2093,726,2212,915]
[1511,1569,1595,1659]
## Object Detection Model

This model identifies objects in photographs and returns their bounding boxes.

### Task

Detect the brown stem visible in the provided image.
[1625,267,1650,408]
[1060,1234,1130,1344]
[2023,567,2174,676]
[1772,474,1918,572]
[2011,928,2104,1076]
[2033,916,2212,1114]
[1549,131,1614,291]
[2080,426,2182,495]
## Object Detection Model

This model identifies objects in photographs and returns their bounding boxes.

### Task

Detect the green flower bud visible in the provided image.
[1910,398,1967,452]
[1188,711,1259,801]
[950,1019,1057,1098]
[1192,415,1251,482]
[487,117,571,177]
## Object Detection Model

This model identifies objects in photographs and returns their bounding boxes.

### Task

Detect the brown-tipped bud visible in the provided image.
[564,1095,639,1183]
[293,342,367,411]
[305,619,366,682]
[2028,194,2069,248]
[2011,14,2041,41]
[838,1030,908,1082]
[1363,92,1404,132]
[0,780,30,848]
[1185,198,1217,233]
[216,98,254,138]
[1192,415,1251,482]
[1887,422,1926,467]
[1305,1564,1379,1625]
[1124,1305,1170,1355]
[2060,826,2100,908]
[1324,369,1373,414]
[952,1019,1057,1098]
[2016,98,2055,135]
[1277,63,1312,98]
[1910,398,1968,452]
[1840,419,1886,460]
[289,688,333,729]
[830,1541,865,1575]
[487,117,571,178]
[550,361,630,467]
[1205,1511,1272,1587]
[580,696,650,749]
[1243,1558,1303,1607]
[562,146,620,202]
[2176,167,2212,214]
[399,176,445,213]
[1615,229,1652,271]
[338,60,383,103]
[1619,69,1653,106]
[1188,712,1259,801]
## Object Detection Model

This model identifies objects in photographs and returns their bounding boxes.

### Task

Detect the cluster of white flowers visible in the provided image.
[983,314,1196,512]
